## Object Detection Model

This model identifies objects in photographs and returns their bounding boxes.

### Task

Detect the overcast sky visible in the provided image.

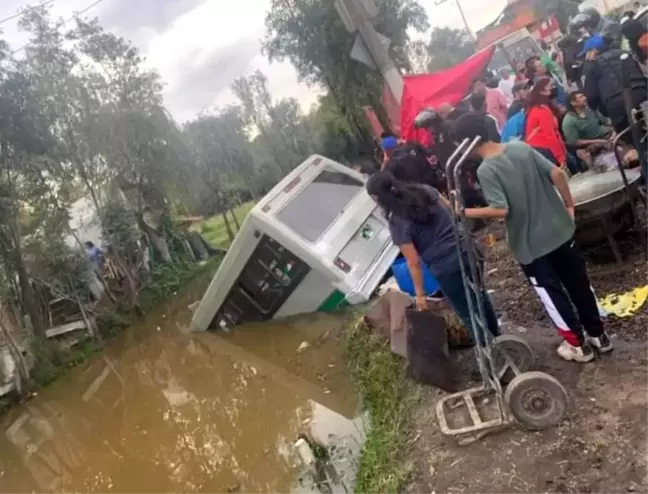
[0,0,508,122]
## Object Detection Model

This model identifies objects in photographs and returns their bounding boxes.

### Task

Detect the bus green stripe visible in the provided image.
[317,290,349,312]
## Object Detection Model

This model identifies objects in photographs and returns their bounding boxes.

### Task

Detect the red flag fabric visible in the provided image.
[399,46,496,145]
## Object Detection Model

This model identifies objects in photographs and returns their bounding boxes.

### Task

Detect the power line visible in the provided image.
[0,0,55,26]
[11,0,106,54]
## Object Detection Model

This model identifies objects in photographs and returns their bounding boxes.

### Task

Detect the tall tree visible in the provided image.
[423,27,477,71]
[263,0,428,144]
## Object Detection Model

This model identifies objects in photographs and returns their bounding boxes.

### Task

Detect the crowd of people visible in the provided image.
[366,14,648,369]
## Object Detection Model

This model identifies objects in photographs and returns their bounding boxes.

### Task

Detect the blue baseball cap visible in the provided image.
[381,135,398,151]
[578,35,606,56]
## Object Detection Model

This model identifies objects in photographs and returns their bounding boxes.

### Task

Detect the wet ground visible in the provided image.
[0,280,363,493]
[406,220,648,493]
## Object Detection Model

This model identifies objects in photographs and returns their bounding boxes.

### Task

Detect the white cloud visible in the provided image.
[0,0,509,121]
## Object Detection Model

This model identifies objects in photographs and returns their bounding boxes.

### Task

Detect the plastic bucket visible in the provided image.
[391,257,440,296]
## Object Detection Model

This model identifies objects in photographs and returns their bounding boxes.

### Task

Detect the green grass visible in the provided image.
[344,317,417,493]
[196,202,255,249]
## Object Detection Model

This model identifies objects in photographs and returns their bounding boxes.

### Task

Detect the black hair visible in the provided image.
[469,91,486,112]
[380,131,396,139]
[85,241,94,248]
[471,77,487,91]
[453,112,492,144]
[365,170,436,224]
[567,90,584,111]
[621,19,648,62]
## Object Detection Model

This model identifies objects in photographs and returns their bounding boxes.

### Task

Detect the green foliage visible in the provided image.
[138,260,208,311]
[195,202,254,249]
[410,27,477,73]
[345,318,416,493]
[29,337,103,389]
[263,0,429,151]
[102,197,140,264]
[96,309,133,338]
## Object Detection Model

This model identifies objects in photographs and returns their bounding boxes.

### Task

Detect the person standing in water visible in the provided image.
[366,170,500,346]
[453,112,612,363]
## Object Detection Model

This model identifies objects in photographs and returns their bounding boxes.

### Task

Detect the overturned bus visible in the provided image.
[190,155,399,332]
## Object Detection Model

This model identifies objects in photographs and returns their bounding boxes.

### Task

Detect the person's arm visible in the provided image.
[582,62,601,112]
[399,243,428,310]
[464,166,509,220]
[550,166,576,219]
[530,147,576,218]
[389,219,427,310]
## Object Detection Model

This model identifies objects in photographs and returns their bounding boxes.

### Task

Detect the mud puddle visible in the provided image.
[0,280,363,493]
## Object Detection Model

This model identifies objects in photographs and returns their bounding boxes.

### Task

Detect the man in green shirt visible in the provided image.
[562,91,613,168]
[453,113,612,363]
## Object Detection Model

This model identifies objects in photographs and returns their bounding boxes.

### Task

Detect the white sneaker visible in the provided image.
[557,341,595,363]
[587,332,613,353]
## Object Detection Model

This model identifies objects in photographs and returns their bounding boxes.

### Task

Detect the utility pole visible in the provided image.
[334,0,404,102]
[434,0,475,40]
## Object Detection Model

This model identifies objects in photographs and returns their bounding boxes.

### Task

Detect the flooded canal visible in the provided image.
[0,278,364,492]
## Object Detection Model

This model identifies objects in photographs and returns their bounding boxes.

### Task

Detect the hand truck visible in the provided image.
[435,136,569,445]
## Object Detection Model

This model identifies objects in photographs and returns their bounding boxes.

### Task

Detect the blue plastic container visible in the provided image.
[391,257,440,296]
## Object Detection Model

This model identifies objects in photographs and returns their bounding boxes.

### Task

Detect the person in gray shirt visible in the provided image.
[366,170,500,347]
[453,113,612,363]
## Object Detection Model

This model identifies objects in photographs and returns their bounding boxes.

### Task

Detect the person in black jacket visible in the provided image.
[469,92,502,142]
[582,35,648,135]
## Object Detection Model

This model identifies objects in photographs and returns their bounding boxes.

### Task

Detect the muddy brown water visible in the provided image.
[0,279,364,493]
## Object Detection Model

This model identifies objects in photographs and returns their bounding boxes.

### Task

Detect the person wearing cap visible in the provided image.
[380,132,400,169]
[507,79,532,119]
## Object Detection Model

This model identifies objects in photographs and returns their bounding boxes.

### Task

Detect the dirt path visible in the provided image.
[405,223,648,494]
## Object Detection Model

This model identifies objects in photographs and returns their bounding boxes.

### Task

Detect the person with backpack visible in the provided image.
[365,170,500,347]
[582,34,648,135]
[453,113,612,363]
[469,92,501,142]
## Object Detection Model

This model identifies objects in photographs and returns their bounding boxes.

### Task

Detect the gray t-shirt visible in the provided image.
[388,186,460,277]
[477,141,575,265]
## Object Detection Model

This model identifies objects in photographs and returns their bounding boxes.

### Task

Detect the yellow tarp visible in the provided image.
[599,286,648,318]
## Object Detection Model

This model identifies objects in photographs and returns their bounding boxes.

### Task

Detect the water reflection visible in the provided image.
[0,282,362,493]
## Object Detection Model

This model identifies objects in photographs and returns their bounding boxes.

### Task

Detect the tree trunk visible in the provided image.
[136,215,172,263]
[187,232,209,261]
[221,210,235,245]
[0,314,30,398]
[230,207,241,232]
[7,220,46,340]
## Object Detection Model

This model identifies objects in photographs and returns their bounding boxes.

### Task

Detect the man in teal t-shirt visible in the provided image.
[452,113,613,363]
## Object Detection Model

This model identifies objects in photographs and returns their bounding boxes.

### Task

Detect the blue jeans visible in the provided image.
[435,258,500,346]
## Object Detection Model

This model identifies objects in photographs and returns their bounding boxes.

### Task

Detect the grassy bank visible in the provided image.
[344,317,417,493]
[196,202,254,249]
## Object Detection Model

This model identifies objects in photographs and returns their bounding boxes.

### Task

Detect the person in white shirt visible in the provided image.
[498,67,516,105]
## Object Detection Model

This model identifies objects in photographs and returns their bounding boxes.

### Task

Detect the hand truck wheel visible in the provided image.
[492,334,535,382]
[504,371,569,430]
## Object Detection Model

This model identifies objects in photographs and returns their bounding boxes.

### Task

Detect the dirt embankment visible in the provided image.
[406,222,648,494]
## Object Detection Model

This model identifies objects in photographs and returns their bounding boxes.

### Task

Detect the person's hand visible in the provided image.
[415,295,428,311]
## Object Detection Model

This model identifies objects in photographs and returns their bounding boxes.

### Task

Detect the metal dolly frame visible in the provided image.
[435,137,569,445]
